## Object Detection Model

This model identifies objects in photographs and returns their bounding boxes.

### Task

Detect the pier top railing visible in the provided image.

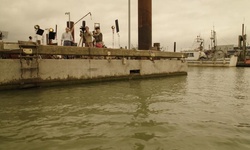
[0,41,187,59]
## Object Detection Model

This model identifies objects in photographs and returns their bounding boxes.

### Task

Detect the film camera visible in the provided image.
[80,26,85,32]
[80,20,86,32]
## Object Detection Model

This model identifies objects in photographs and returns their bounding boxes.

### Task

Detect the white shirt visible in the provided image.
[61,32,73,41]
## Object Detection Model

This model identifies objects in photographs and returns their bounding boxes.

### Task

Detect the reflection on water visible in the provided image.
[0,67,250,150]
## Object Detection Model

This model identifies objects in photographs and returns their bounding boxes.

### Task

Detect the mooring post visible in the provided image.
[174,42,176,52]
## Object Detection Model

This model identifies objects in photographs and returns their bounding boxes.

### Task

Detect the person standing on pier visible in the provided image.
[83,26,93,47]
[93,27,103,48]
[28,36,33,42]
[61,27,73,46]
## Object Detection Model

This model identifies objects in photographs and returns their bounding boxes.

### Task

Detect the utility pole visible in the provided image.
[128,0,131,49]
[65,12,71,28]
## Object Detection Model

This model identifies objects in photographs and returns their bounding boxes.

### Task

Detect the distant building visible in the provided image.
[217,45,234,51]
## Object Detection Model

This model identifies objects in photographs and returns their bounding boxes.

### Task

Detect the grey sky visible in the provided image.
[0,0,250,51]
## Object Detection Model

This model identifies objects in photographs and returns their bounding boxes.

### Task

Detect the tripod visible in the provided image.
[78,32,85,47]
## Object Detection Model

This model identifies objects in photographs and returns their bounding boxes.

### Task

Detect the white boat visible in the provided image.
[182,30,238,67]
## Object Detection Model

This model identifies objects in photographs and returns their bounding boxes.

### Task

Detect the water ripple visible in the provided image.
[0,68,250,149]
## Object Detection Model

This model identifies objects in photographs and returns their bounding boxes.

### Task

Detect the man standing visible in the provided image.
[83,26,93,47]
[61,27,73,46]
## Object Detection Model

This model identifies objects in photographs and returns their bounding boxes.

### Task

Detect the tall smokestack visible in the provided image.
[138,0,152,50]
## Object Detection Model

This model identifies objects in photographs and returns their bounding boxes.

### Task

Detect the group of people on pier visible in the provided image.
[61,26,103,48]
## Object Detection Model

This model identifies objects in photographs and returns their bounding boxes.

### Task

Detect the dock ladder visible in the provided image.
[18,41,40,87]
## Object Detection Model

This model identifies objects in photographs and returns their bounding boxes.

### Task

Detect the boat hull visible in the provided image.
[186,55,238,67]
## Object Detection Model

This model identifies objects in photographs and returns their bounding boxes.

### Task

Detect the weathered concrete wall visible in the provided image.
[39,59,186,80]
[0,59,21,83]
[0,42,188,90]
[0,58,187,90]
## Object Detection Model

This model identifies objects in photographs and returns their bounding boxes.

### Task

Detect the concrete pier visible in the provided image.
[0,42,188,90]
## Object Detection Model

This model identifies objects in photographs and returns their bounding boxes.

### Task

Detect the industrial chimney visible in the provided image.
[138,0,152,50]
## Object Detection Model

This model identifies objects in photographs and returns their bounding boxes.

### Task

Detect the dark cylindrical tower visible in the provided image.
[174,42,176,52]
[138,0,152,50]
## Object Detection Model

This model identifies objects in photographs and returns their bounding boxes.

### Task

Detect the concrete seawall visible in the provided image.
[0,42,188,90]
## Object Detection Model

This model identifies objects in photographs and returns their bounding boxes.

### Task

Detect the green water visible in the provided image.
[0,67,250,150]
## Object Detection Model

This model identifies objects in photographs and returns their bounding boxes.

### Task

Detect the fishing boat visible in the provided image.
[182,30,238,67]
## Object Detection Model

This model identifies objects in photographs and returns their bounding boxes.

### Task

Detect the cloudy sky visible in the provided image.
[0,0,250,51]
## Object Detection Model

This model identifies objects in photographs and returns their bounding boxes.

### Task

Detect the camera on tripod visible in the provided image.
[80,26,85,32]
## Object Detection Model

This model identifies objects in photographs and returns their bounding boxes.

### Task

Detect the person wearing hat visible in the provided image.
[61,27,73,46]
[83,26,93,47]
[28,36,32,42]
[93,27,103,48]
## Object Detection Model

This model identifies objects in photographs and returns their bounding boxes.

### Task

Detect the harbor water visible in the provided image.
[0,67,250,150]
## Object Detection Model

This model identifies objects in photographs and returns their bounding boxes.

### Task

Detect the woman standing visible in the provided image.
[93,27,103,48]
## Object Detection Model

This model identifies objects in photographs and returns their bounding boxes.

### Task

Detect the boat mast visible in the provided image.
[210,26,217,50]
[242,24,247,61]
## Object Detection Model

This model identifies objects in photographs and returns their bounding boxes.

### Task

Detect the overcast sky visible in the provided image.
[0,0,250,51]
